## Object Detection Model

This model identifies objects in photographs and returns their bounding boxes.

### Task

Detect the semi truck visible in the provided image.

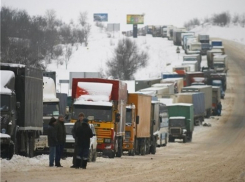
[167,104,194,143]
[160,77,184,93]
[181,85,212,118]
[212,86,221,115]
[183,54,202,71]
[186,42,201,55]
[71,78,127,158]
[173,28,187,46]
[184,37,197,52]
[123,93,158,155]
[213,55,228,73]
[174,93,205,126]
[207,49,224,69]
[185,72,205,86]
[167,25,174,40]
[181,32,195,48]
[161,25,168,38]
[206,73,227,91]
[182,61,198,72]
[157,103,168,146]
[35,76,60,152]
[0,63,43,158]
[152,25,162,37]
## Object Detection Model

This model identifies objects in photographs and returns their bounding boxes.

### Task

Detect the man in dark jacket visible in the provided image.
[75,118,93,169]
[55,115,66,167]
[70,112,85,168]
[47,117,57,167]
[217,101,222,116]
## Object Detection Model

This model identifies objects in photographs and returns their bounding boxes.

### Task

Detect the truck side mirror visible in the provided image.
[115,113,120,123]
[16,102,20,109]
[136,116,139,125]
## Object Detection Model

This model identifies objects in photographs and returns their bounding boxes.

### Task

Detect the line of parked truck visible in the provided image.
[1,25,228,160]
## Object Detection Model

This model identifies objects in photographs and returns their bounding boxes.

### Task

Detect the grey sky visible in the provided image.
[2,0,245,30]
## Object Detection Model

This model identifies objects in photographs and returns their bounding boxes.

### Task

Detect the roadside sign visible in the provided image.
[94,13,108,22]
[127,15,144,24]
[59,80,69,84]
[107,23,120,32]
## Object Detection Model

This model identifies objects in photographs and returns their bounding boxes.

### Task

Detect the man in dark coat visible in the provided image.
[75,118,93,169]
[47,117,57,167]
[70,112,85,168]
[217,101,222,116]
[55,115,66,167]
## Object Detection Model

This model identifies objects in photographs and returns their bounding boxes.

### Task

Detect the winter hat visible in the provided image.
[83,118,89,123]
[49,117,56,125]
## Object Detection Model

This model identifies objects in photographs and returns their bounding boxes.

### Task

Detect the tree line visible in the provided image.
[1,7,90,69]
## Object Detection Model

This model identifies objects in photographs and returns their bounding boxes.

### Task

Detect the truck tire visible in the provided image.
[88,148,93,162]
[169,136,175,142]
[128,149,135,156]
[183,136,187,143]
[140,139,146,156]
[29,134,35,158]
[188,132,193,142]
[116,137,122,157]
[92,150,97,162]
[108,151,115,158]
[150,137,157,154]
[163,134,168,146]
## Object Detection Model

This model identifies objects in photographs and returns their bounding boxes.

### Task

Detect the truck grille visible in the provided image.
[96,129,111,137]
[170,128,181,135]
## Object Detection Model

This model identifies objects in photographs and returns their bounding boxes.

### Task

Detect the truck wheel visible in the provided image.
[169,136,174,142]
[163,134,168,146]
[88,148,93,162]
[29,135,35,158]
[140,139,146,156]
[188,132,193,142]
[183,136,187,143]
[8,141,14,160]
[92,148,97,162]
[150,137,157,154]
[116,137,122,157]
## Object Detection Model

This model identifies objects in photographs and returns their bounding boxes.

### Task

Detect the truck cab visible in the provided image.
[212,80,225,99]
[186,42,201,55]
[35,77,60,152]
[123,104,136,155]
[213,55,228,73]
[167,103,194,143]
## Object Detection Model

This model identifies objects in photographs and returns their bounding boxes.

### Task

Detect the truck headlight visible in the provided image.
[183,129,187,134]
[104,138,111,143]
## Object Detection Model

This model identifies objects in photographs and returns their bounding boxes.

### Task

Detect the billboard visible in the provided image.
[127,15,144,24]
[107,23,120,32]
[94,13,108,22]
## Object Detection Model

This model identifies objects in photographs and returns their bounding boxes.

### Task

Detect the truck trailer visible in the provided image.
[0,63,43,158]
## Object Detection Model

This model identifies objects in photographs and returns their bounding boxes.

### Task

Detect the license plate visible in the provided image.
[97,138,103,143]
[66,149,74,153]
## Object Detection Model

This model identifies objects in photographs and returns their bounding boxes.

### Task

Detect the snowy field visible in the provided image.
[44,24,245,95]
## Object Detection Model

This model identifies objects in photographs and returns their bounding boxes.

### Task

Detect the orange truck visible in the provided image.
[123,93,158,155]
[71,78,127,158]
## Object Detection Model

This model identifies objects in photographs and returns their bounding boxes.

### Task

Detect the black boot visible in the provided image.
[75,159,81,169]
[81,160,88,169]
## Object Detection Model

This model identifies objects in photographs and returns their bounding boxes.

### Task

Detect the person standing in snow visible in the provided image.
[74,118,93,169]
[217,101,222,116]
[47,117,57,167]
[70,112,85,168]
[55,115,66,167]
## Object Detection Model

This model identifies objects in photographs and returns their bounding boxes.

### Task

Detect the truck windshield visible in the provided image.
[126,108,132,124]
[73,105,112,122]
[169,119,185,127]
[43,102,59,116]
[0,95,10,111]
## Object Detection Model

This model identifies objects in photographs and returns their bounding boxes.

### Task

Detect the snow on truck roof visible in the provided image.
[167,103,193,107]
[73,100,113,107]
[169,117,186,120]
[1,63,25,68]
[0,133,11,138]
[0,70,15,95]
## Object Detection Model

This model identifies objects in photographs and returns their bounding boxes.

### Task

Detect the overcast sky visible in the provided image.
[2,0,245,30]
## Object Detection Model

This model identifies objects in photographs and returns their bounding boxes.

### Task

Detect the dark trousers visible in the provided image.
[49,146,56,166]
[72,145,78,165]
[55,144,64,165]
[77,146,89,160]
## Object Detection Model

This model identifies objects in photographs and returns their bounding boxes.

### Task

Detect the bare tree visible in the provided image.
[106,38,148,80]
[78,11,88,27]
[45,9,56,30]
[53,45,63,67]
[240,13,245,27]
[64,45,73,69]
[232,13,240,24]
[83,24,91,46]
